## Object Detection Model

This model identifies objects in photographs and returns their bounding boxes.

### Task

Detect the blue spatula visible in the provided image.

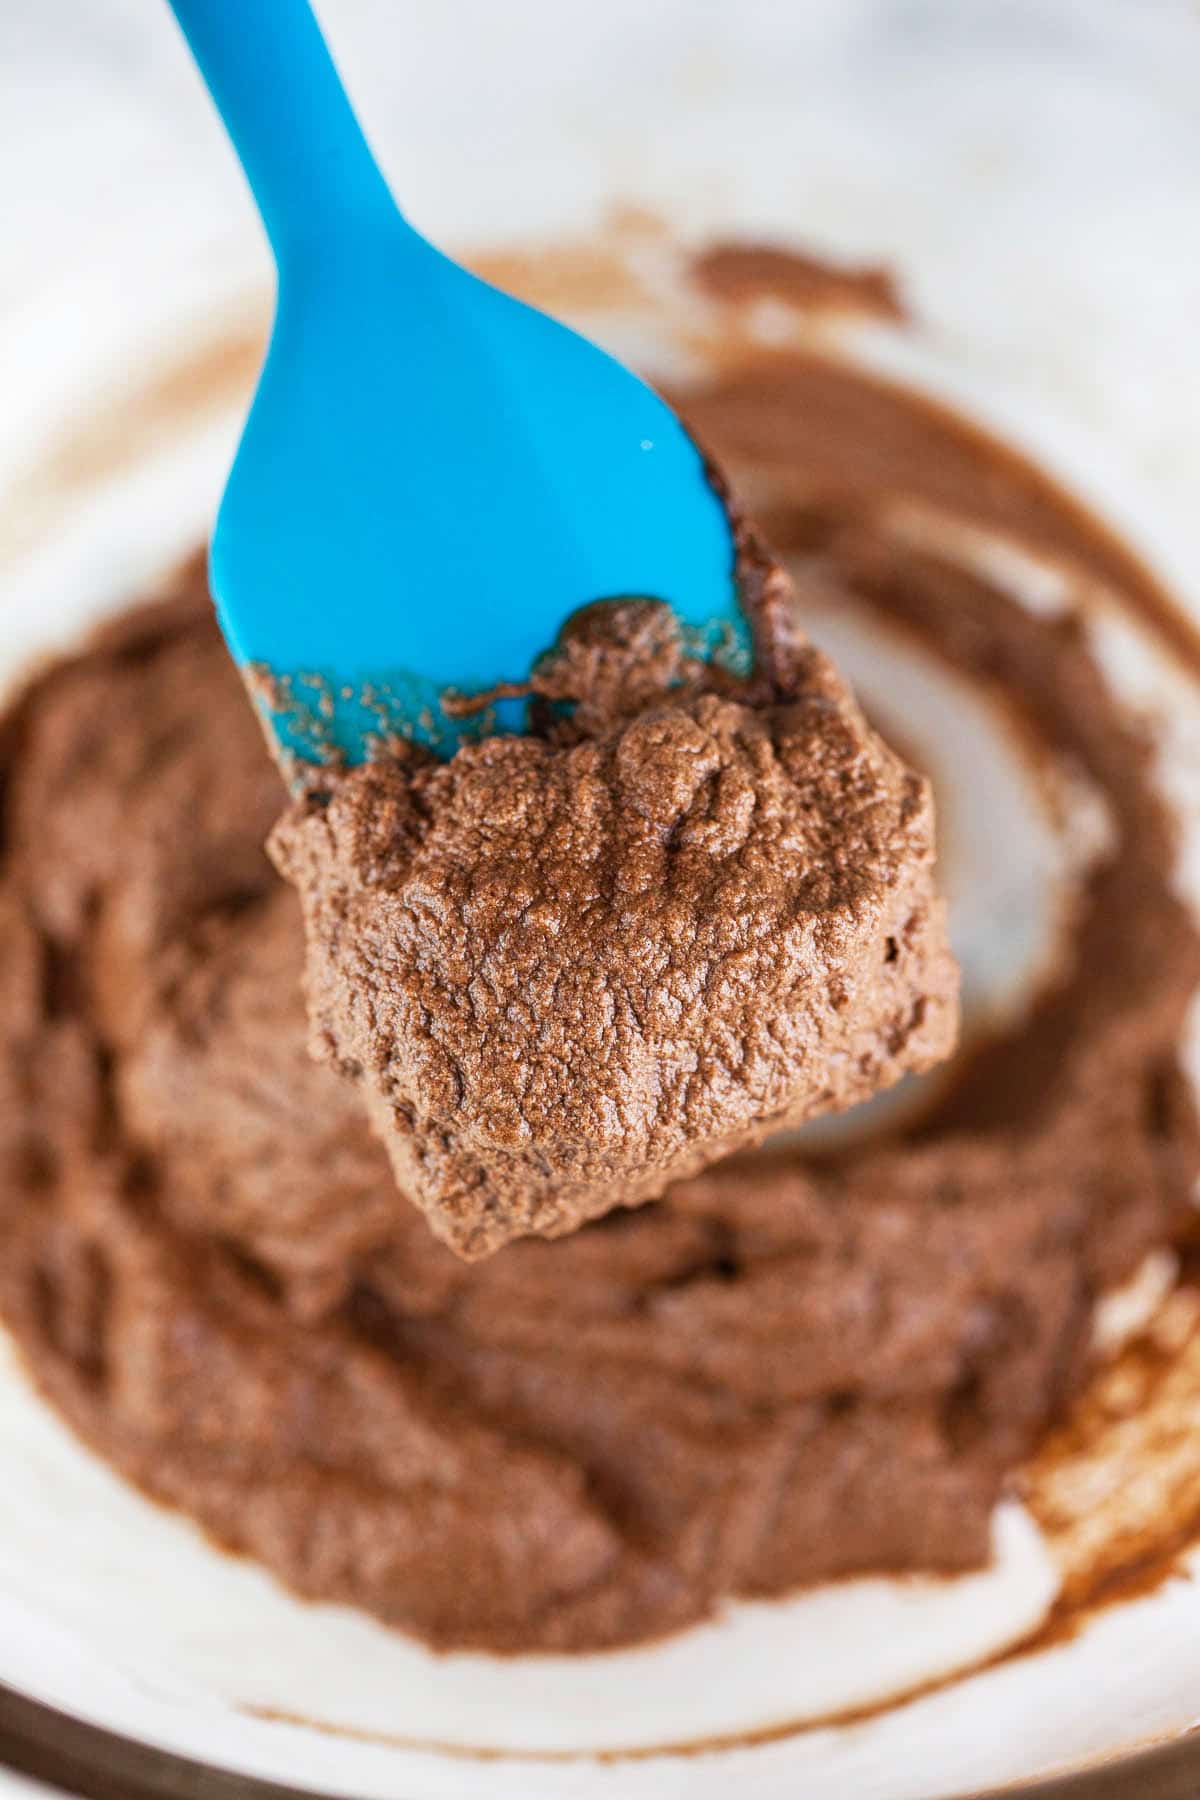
[165,0,747,765]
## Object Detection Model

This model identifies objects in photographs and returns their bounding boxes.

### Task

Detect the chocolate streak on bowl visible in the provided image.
[692,242,906,321]
[669,244,1200,1655]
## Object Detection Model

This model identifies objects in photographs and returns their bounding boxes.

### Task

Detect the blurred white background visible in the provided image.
[2,0,1200,540]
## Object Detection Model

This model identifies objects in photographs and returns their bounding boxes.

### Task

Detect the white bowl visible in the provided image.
[3,5,1200,1795]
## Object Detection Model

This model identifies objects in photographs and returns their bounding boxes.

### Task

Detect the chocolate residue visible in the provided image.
[687,347,1200,671]
[693,244,906,321]
[1024,1275,1200,1625]
[0,289,1196,1657]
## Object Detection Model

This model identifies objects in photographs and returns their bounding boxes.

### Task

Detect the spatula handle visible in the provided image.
[166,0,398,270]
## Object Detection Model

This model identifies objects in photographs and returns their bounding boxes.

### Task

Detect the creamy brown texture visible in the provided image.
[693,242,905,319]
[271,584,956,1259]
[0,254,1197,1655]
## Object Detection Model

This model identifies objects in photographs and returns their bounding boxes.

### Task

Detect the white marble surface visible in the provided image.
[2,0,1200,532]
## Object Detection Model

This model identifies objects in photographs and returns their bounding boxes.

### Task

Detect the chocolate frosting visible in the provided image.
[0,281,1196,1653]
[270,589,956,1258]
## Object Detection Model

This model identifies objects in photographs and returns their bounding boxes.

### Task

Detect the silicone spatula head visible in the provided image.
[166,0,747,764]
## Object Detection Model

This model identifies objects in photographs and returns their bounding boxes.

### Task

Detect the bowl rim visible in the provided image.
[0,1679,1196,1800]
